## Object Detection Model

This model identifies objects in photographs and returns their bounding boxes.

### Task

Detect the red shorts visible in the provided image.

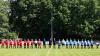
[20,45,22,48]
[14,44,16,46]
[1,44,4,46]
[27,44,30,46]
[38,43,41,46]
[6,44,8,47]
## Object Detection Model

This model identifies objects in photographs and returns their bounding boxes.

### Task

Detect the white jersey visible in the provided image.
[62,40,66,45]
[35,41,37,44]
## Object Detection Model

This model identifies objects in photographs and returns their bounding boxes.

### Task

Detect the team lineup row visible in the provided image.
[0,38,99,48]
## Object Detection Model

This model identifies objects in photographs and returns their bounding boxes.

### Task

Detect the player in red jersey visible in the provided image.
[10,39,13,48]
[31,39,34,48]
[13,39,17,48]
[5,39,9,48]
[17,40,19,48]
[19,39,22,48]
[27,39,30,48]
[1,39,5,48]
[38,39,42,48]
[24,39,27,48]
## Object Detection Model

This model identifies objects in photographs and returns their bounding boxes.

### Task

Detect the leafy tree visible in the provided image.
[0,0,10,39]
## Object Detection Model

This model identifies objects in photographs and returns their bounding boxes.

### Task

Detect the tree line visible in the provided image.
[0,0,100,39]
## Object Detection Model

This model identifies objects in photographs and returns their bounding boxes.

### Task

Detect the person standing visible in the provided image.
[27,39,30,48]
[43,38,46,48]
[81,39,84,49]
[49,38,52,48]
[77,39,80,48]
[17,40,19,48]
[66,39,69,48]
[31,39,34,48]
[73,39,76,48]
[19,39,22,48]
[62,39,65,47]
[96,42,99,48]
[84,39,87,48]
[1,39,5,48]
[5,39,9,48]
[87,40,90,49]
[13,39,17,48]
[34,39,37,48]
[58,39,61,48]
[24,39,27,48]
[38,39,42,48]
[90,39,93,48]
[53,38,56,48]
[9,39,13,48]
[69,39,73,48]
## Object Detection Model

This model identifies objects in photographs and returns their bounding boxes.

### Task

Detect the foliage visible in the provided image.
[0,0,100,39]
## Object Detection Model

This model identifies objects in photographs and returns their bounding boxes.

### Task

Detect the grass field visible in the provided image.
[0,46,100,56]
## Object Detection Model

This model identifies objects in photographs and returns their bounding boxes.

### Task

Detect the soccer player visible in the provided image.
[13,39,17,48]
[34,39,37,48]
[49,38,52,48]
[43,38,46,48]
[73,39,76,48]
[87,40,90,49]
[81,39,84,49]
[19,39,22,48]
[96,42,99,48]
[90,39,93,48]
[17,40,19,48]
[9,39,13,48]
[38,39,41,48]
[58,39,61,48]
[53,38,56,48]
[5,39,9,48]
[84,39,87,48]
[69,39,72,48]
[24,39,27,48]
[27,39,30,48]
[31,39,34,48]
[77,39,80,48]
[66,39,69,48]
[62,39,65,47]
[1,39,5,48]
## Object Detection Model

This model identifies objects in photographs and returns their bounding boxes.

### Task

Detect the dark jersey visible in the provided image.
[43,39,46,45]
[49,39,52,45]
[53,40,56,45]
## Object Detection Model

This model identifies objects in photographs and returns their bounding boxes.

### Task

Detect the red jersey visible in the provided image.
[5,40,8,46]
[10,40,13,45]
[31,40,34,45]
[24,41,27,46]
[27,40,30,46]
[14,40,17,46]
[38,40,41,45]
[19,40,22,48]
[1,40,4,46]
[17,40,19,46]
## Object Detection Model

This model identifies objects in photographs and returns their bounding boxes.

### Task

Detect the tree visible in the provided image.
[0,0,10,39]
[9,0,100,39]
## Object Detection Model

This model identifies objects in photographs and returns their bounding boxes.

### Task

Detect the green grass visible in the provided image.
[0,46,100,56]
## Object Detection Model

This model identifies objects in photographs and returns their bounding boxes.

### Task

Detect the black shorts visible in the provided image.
[70,44,72,46]
[81,45,83,46]
[73,44,75,46]
[66,44,68,46]
[87,45,89,46]
[49,44,52,45]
